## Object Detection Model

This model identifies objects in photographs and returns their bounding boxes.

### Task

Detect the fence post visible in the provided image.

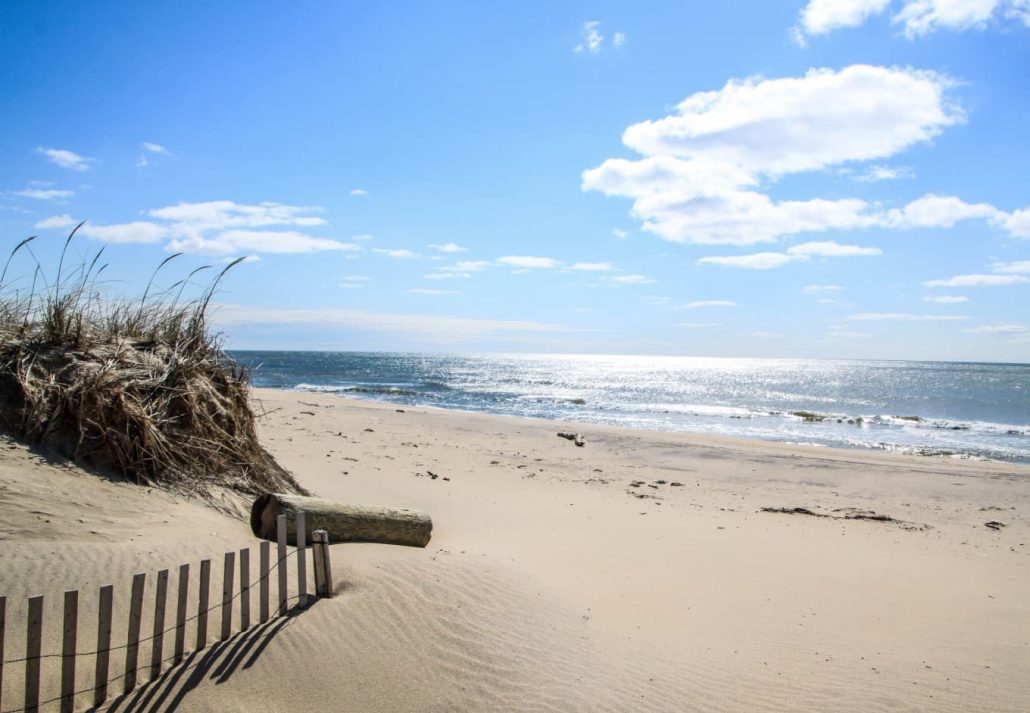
[311,530,326,597]
[94,584,113,708]
[197,559,211,650]
[259,541,270,623]
[174,564,189,664]
[321,531,334,599]
[151,569,169,679]
[61,590,78,713]
[124,572,146,693]
[25,594,43,713]
[277,514,288,615]
[296,510,308,607]
[221,551,235,641]
[239,548,250,630]
[0,595,5,713]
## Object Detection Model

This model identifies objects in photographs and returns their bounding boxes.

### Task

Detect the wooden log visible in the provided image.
[94,585,113,707]
[25,595,42,713]
[151,569,168,679]
[251,493,433,548]
[61,590,78,713]
[124,573,145,693]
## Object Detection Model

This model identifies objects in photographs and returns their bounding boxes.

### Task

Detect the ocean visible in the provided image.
[230,351,1030,465]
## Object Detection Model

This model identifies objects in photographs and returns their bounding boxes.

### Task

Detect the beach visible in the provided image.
[1,387,1028,711]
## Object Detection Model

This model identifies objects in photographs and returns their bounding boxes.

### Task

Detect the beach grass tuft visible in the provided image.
[0,226,306,508]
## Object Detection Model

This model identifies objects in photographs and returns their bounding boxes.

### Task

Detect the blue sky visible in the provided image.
[1,1,1027,361]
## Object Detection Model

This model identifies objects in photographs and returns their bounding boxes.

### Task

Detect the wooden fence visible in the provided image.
[0,511,332,713]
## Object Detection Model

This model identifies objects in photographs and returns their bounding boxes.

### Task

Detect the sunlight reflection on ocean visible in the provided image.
[232,351,1030,465]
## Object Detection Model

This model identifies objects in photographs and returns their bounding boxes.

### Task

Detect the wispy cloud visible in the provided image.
[698,241,880,269]
[407,288,459,296]
[851,164,914,182]
[570,262,615,271]
[924,274,1029,288]
[609,274,655,285]
[78,221,170,244]
[793,0,1028,41]
[963,324,1027,334]
[497,255,560,269]
[803,284,842,293]
[373,248,417,259]
[12,187,74,201]
[923,295,969,303]
[36,146,94,171]
[340,276,371,289]
[847,313,968,321]
[34,214,78,230]
[142,142,172,156]
[992,260,1030,274]
[350,188,368,196]
[428,242,466,253]
[685,300,736,309]
[698,253,797,270]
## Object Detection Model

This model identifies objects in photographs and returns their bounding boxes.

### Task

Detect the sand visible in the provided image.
[1,387,1028,712]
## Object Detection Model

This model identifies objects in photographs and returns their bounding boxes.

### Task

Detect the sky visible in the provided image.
[1,1,1028,361]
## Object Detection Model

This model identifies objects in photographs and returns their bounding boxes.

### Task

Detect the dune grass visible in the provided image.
[0,226,305,507]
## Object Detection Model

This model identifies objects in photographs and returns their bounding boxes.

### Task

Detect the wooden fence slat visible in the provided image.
[239,548,250,630]
[151,569,169,679]
[0,595,6,713]
[94,584,113,707]
[311,530,326,598]
[124,572,146,693]
[174,563,189,664]
[277,513,288,615]
[296,510,308,607]
[61,590,78,713]
[25,594,42,713]
[322,532,334,599]
[197,559,211,650]
[221,551,235,641]
[259,541,270,623]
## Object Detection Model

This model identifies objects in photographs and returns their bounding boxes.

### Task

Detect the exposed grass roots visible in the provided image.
[0,228,306,509]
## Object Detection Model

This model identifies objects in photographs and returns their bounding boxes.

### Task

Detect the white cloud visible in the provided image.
[853,164,914,182]
[992,260,1030,274]
[894,0,1003,37]
[36,147,94,171]
[583,65,960,245]
[213,304,570,340]
[964,323,1028,334]
[1003,209,1030,238]
[80,200,356,255]
[136,155,150,168]
[574,20,604,54]
[497,255,560,269]
[828,330,872,338]
[923,295,969,303]
[350,188,368,196]
[34,214,77,230]
[429,242,467,253]
[797,0,891,36]
[142,142,171,156]
[570,262,615,271]
[79,221,170,244]
[613,32,626,48]
[408,288,459,296]
[924,274,1029,287]
[883,194,1002,228]
[698,252,797,269]
[787,240,882,257]
[12,188,74,201]
[612,228,629,239]
[373,248,417,259]
[685,300,737,308]
[610,274,655,285]
[803,284,842,292]
[424,260,491,280]
[848,312,968,321]
[352,234,374,241]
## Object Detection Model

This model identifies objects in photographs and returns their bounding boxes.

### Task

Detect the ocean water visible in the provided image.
[231,351,1030,465]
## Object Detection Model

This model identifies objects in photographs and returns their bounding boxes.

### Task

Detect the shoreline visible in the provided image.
[265,385,1030,472]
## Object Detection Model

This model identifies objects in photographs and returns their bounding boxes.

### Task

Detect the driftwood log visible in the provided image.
[251,493,433,548]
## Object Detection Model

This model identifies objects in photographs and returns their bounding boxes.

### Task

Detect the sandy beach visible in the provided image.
[1,387,1028,712]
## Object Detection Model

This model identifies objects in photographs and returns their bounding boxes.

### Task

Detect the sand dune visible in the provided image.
[1,389,1028,711]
